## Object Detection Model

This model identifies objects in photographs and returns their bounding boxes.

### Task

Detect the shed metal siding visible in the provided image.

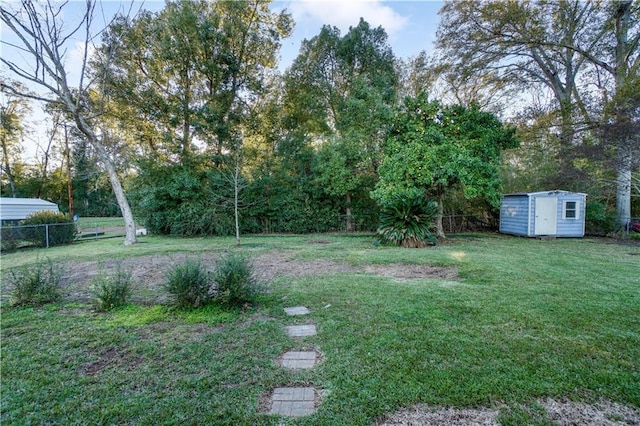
[0,198,59,222]
[499,195,530,236]
[500,191,586,237]
[554,192,586,237]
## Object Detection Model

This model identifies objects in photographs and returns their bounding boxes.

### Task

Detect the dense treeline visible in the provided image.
[1,0,637,240]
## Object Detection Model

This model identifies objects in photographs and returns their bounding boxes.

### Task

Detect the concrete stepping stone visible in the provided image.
[269,387,316,417]
[279,350,317,369]
[285,324,316,337]
[284,306,310,316]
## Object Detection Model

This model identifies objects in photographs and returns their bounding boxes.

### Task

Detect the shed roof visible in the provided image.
[0,197,58,206]
[503,190,587,197]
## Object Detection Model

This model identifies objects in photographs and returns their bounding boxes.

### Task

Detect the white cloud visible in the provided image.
[287,0,408,37]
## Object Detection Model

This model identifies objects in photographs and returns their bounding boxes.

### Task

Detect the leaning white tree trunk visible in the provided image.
[74,117,137,245]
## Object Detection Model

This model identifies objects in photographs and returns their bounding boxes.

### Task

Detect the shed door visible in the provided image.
[534,197,557,235]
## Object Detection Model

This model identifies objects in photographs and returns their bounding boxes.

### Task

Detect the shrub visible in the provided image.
[377,190,438,248]
[20,211,76,247]
[1,224,21,252]
[212,252,261,307]
[585,201,616,236]
[164,259,213,308]
[8,258,64,306]
[91,264,134,312]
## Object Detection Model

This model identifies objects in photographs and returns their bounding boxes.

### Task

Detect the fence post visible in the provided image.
[45,224,50,248]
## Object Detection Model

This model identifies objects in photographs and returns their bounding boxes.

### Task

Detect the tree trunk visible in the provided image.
[345,193,353,232]
[234,153,241,246]
[616,149,632,231]
[1,135,18,197]
[64,125,74,218]
[613,1,634,231]
[435,187,445,239]
[99,143,137,245]
[75,117,137,245]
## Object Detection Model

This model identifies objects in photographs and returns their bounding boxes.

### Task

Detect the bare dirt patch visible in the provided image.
[364,264,458,280]
[50,251,361,304]
[375,399,640,426]
[375,405,499,425]
[541,398,640,425]
[82,346,143,376]
[2,251,459,304]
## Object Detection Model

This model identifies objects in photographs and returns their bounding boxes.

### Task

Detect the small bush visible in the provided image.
[164,259,213,308]
[1,224,21,252]
[91,264,134,312]
[377,190,438,248]
[20,211,76,247]
[8,258,64,306]
[212,252,261,307]
[585,201,616,236]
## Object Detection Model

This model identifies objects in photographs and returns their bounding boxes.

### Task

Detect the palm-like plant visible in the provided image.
[377,191,438,248]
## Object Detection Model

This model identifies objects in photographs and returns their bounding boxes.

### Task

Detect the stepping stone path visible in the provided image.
[265,305,321,418]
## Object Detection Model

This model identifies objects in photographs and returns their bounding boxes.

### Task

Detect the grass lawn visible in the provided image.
[1,233,639,425]
[76,217,126,228]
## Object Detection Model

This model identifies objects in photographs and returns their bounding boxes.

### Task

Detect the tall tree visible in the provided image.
[98,0,293,163]
[437,0,594,160]
[99,0,292,237]
[597,1,640,230]
[285,19,397,230]
[0,1,138,244]
[436,0,640,230]
[373,95,519,238]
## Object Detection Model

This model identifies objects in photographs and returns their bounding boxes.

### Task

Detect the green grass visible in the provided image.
[1,234,639,425]
[76,216,126,228]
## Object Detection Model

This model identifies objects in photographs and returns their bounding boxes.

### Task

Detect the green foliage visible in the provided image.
[211,252,261,307]
[284,19,397,228]
[585,201,617,235]
[377,189,438,248]
[1,224,21,252]
[131,160,235,236]
[374,95,518,207]
[164,259,213,308]
[8,258,64,306]
[373,95,518,237]
[100,0,293,162]
[91,264,134,312]
[20,211,76,247]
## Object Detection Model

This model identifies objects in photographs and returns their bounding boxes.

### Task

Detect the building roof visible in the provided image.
[0,197,58,206]
[503,190,587,197]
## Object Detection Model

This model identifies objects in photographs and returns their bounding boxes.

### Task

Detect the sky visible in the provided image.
[0,0,444,162]
[273,0,443,68]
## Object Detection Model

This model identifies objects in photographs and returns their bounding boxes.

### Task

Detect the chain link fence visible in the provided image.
[1,222,77,250]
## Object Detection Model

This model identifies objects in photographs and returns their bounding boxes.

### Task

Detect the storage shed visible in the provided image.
[0,198,60,223]
[499,191,586,237]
